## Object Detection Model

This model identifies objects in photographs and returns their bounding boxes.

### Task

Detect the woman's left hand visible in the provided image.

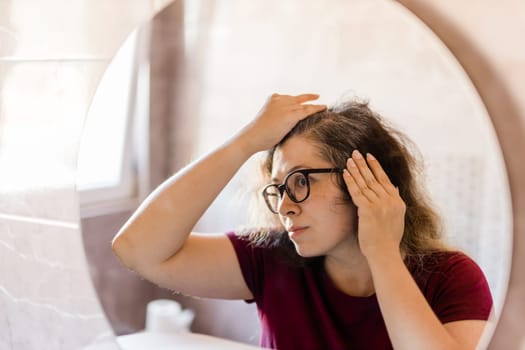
[342,150,406,260]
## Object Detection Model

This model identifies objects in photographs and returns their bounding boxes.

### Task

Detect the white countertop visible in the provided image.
[117,332,262,350]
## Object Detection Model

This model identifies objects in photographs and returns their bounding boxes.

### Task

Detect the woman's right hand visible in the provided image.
[238,93,327,152]
[113,93,325,301]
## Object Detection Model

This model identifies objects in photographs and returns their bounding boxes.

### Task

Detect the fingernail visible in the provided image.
[367,153,376,160]
[347,158,357,167]
[352,150,362,159]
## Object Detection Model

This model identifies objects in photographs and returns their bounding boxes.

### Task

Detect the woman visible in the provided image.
[112,93,492,349]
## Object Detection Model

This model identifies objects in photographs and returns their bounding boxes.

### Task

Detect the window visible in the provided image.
[77,27,150,217]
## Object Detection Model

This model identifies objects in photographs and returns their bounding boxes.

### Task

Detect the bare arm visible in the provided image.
[112,136,254,299]
[368,252,487,350]
[112,93,326,299]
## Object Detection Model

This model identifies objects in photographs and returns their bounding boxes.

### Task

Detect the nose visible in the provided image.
[277,191,300,216]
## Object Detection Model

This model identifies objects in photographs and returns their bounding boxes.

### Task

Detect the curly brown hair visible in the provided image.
[245,98,448,262]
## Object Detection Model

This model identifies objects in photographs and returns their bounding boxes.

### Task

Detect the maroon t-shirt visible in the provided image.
[226,232,493,350]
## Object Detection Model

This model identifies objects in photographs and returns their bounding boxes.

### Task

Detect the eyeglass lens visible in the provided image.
[264,172,309,213]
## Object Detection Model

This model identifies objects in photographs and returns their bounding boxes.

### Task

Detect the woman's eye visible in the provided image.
[296,176,307,187]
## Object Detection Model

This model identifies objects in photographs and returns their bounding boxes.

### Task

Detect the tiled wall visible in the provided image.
[0,1,171,349]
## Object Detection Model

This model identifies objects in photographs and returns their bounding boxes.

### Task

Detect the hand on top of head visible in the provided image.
[240,93,327,153]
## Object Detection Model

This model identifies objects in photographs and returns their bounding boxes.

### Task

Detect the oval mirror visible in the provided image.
[78,0,512,348]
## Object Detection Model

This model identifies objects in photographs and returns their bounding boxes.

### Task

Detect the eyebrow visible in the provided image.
[271,165,308,183]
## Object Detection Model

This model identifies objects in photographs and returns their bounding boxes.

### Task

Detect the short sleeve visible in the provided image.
[425,253,493,323]
[226,232,266,302]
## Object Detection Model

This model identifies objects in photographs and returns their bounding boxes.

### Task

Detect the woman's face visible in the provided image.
[271,135,357,258]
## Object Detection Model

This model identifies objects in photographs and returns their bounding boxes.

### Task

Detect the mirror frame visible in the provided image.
[396,1,525,348]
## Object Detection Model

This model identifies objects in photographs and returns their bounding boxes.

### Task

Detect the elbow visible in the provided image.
[111,234,136,271]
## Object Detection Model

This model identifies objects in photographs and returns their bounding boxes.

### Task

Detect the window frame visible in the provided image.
[78,26,151,218]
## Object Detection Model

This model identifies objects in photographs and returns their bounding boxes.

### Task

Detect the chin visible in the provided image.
[292,242,324,258]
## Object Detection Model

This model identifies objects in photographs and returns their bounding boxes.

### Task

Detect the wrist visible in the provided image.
[231,125,268,155]
[363,245,403,267]
[225,129,261,159]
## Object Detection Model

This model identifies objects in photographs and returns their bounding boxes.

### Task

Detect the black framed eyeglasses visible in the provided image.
[262,168,344,214]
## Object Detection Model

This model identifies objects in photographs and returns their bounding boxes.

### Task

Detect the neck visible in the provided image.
[324,243,375,297]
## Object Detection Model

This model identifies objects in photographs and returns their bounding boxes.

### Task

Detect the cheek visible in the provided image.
[328,198,357,232]
[327,188,355,212]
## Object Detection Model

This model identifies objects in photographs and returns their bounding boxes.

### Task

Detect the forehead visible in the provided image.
[271,136,330,180]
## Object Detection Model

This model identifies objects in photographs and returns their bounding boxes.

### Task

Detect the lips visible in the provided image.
[287,226,308,237]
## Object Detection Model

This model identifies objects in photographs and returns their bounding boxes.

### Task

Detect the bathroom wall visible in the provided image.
[1,1,525,350]
[0,1,172,349]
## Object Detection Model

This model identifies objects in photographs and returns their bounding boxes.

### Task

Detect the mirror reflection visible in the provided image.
[79,0,512,348]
